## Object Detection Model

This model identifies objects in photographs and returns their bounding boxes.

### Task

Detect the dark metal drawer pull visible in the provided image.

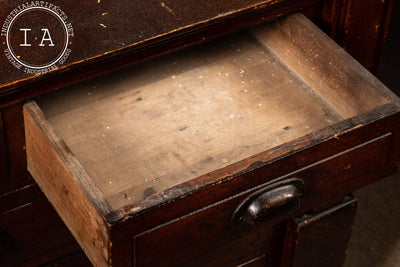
[232,178,305,225]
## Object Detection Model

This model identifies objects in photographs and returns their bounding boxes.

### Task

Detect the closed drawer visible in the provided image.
[24,14,400,266]
[0,196,81,266]
[134,132,391,266]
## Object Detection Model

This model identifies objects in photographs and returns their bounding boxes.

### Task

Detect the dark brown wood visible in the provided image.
[0,112,7,179]
[305,0,394,74]
[0,104,31,194]
[2,104,26,177]
[22,14,400,266]
[134,192,273,266]
[281,195,357,267]
[109,106,400,266]
[237,255,267,267]
[265,222,288,266]
[341,0,394,73]
[34,28,343,211]
[0,2,396,267]
[0,0,324,109]
[44,252,91,267]
[0,197,82,267]
[0,182,42,214]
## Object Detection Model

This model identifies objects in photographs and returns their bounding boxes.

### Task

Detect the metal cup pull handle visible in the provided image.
[232,178,305,225]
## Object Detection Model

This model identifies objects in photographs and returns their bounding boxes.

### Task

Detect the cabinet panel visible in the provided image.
[304,0,394,74]
[0,197,81,266]
[282,196,357,267]
[0,112,6,179]
[0,104,31,194]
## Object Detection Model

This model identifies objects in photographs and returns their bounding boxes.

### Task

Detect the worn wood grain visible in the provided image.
[342,0,394,73]
[116,128,394,266]
[320,0,349,42]
[108,103,400,264]
[304,0,394,74]
[36,28,342,211]
[252,13,389,118]
[23,13,400,267]
[134,190,272,266]
[24,101,111,267]
[0,0,324,107]
[34,14,400,216]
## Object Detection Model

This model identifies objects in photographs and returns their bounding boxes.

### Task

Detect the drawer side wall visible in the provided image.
[24,102,111,267]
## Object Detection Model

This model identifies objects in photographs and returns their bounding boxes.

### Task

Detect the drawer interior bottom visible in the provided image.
[34,14,388,211]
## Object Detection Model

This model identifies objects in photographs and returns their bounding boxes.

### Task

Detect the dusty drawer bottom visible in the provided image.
[24,13,400,266]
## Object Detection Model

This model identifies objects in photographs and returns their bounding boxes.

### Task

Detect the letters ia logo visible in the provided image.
[2,3,74,74]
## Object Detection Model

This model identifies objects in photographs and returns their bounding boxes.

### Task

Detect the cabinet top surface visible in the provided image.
[0,0,310,101]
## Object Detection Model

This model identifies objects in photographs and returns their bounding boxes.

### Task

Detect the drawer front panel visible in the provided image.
[135,194,272,267]
[134,133,392,266]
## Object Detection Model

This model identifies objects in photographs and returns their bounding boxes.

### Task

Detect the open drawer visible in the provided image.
[24,14,400,266]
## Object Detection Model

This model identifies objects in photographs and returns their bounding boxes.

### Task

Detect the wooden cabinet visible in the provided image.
[0,0,397,266]
[282,195,357,267]
[23,14,400,266]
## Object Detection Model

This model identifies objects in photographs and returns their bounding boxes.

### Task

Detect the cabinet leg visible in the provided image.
[281,195,357,267]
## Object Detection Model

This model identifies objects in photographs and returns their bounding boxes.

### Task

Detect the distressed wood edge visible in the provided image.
[0,0,325,109]
[23,101,112,267]
[24,101,112,214]
[112,103,400,225]
[115,129,393,265]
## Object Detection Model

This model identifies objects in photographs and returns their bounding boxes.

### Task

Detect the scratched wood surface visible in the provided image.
[32,13,393,211]
[0,0,323,104]
[35,28,344,210]
[252,14,389,118]
[23,14,400,266]
[24,101,111,266]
